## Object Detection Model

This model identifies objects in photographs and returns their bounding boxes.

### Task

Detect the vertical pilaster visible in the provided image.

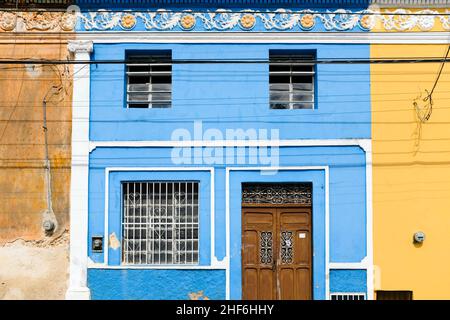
[65,40,93,300]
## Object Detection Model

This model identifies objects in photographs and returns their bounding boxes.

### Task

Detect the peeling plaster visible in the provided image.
[1,229,69,248]
[188,291,210,300]
[0,230,69,300]
[109,232,120,250]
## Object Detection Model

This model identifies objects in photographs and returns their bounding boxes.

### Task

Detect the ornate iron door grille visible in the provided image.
[242,183,312,205]
[280,231,294,264]
[259,231,273,264]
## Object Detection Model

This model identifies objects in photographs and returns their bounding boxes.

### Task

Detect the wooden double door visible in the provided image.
[242,206,312,300]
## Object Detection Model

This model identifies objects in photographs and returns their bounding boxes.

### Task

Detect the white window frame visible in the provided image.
[126,53,172,109]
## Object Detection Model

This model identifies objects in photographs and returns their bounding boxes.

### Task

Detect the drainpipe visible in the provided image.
[42,85,62,236]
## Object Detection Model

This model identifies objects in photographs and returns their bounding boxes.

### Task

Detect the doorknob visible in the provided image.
[272,259,277,271]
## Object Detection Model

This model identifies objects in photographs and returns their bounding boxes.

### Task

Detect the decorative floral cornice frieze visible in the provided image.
[0,11,76,32]
[0,12,17,31]
[3,8,450,33]
[382,8,443,30]
[78,9,376,31]
[77,8,450,32]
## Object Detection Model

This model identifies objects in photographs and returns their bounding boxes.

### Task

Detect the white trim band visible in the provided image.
[89,139,371,152]
[76,31,450,45]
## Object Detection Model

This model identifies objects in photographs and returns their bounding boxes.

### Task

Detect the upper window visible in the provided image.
[269,52,315,109]
[122,181,199,265]
[126,52,172,108]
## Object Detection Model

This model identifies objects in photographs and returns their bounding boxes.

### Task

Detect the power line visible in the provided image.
[413,45,450,122]
[2,57,450,65]
[429,46,450,98]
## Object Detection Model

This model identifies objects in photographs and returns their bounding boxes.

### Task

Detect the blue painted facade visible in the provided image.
[329,270,367,294]
[81,0,371,300]
[88,269,226,300]
[90,43,370,141]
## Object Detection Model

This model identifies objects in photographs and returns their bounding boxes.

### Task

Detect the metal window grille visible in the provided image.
[122,181,199,265]
[126,53,172,108]
[330,293,366,301]
[269,53,315,110]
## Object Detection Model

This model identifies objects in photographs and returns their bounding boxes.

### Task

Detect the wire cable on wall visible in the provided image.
[414,45,450,123]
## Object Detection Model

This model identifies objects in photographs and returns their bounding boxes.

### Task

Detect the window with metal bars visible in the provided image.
[126,52,172,108]
[269,52,315,110]
[122,181,199,265]
[330,293,366,301]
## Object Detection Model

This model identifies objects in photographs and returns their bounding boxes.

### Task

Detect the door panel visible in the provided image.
[279,268,295,299]
[259,269,275,300]
[278,208,312,300]
[243,231,258,264]
[242,207,277,300]
[295,268,311,300]
[296,230,311,264]
[243,269,258,300]
[242,206,312,300]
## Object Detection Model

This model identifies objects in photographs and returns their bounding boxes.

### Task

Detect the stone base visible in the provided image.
[65,287,91,300]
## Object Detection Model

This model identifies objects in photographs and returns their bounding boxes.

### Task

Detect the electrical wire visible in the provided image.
[428,45,450,98]
[2,57,450,65]
[414,45,450,123]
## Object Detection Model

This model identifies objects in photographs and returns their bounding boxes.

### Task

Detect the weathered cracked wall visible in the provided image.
[0,28,73,299]
[0,231,69,299]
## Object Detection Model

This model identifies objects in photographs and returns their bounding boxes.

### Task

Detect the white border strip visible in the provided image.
[225,166,329,300]
[89,139,370,151]
[75,31,450,44]
[4,32,450,45]
[365,142,374,300]
[87,263,225,270]
[65,43,92,300]
[102,167,223,268]
[329,262,370,270]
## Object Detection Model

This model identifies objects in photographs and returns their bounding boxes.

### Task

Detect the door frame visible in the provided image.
[226,167,329,300]
[241,202,313,300]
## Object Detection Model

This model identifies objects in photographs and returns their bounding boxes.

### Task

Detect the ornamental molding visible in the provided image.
[0,10,76,32]
[78,8,450,32]
[78,9,376,31]
[2,8,450,33]
[372,0,450,7]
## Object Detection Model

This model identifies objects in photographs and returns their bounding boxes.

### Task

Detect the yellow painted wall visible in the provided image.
[372,44,450,299]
